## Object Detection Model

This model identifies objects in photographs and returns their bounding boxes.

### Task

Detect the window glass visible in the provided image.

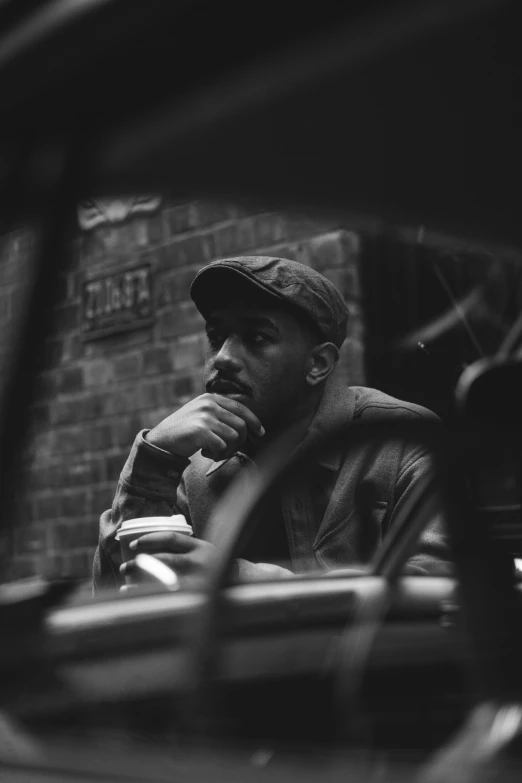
[1,205,520,589]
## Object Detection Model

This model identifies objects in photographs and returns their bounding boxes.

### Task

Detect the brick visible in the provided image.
[143,346,172,375]
[33,371,58,400]
[65,458,106,486]
[99,388,135,417]
[160,234,215,269]
[57,366,84,394]
[158,301,205,338]
[172,333,206,371]
[106,452,127,482]
[121,387,144,414]
[83,358,115,387]
[162,373,203,407]
[34,495,62,521]
[16,525,48,555]
[81,393,105,420]
[31,428,56,459]
[132,219,149,247]
[113,415,143,448]
[252,214,287,247]
[78,231,105,266]
[194,203,236,228]
[214,218,256,257]
[26,464,60,491]
[62,335,83,365]
[45,338,64,369]
[255,241,296,261]
[157,265,201,306]
[97,224,129,252]
[114,352,143,380]
[48,548,93,579]
[38,551,66,579]
[303,230,360,272]
[95,486,117,511]
[53,520,99,551]
[52,303,79,333]
[164,203,199,236]
[138,380,163,410]
[54,426,89,456]
[89,423,114,451]
[70,549,96,578]
[7,557,36,580]
[58,490,89,517]
[66,272,80,301]
[10,493,33,518]
[174,376,194,398]
[148,213,164,243]
[140,408,169,430]
[48,399,81,425]
[285,215,334,240]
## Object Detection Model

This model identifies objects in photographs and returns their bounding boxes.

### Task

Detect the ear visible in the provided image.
[306,342,339,387]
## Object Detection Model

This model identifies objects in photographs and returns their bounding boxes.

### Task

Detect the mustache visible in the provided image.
[206,375,252,395]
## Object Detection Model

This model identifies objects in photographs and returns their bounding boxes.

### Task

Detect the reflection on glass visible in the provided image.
[0,204,521,590]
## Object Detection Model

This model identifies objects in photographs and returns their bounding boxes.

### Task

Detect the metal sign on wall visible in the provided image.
[77,196,161,231]
[82,263,154,340]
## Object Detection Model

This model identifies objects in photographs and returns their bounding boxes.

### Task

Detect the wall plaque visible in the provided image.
[82,263,154,340]
[78,196,161,230]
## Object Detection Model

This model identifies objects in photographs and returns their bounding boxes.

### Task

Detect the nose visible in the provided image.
[213,334,243,373]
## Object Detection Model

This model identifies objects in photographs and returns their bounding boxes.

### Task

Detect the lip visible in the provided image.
[209,379,250,396]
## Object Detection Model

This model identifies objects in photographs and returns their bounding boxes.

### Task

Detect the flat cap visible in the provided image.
[190,256,349,348]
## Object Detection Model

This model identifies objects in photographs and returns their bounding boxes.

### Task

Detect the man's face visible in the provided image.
[203,300,316,428]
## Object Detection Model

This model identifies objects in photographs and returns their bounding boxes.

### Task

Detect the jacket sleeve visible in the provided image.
[388,442,453,576]
[92,430,191,594]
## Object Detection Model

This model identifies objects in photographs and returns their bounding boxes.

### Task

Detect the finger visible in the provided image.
[211,395,265,436]
[207,420,246,450]
[210,408,249,441]
[200,430,228,460]
[200,430,242,461]
[129,531,195,554]
[122,553,189,575]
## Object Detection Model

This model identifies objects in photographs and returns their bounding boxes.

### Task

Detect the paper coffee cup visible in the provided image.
[116,515,193,563]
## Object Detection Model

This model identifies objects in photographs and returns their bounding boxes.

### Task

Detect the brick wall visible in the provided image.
[0,201,364,583]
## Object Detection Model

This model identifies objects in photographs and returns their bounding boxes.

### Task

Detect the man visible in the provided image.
[93,256,448,592]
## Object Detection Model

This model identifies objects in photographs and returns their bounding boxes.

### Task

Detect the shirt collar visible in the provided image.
[205,452,247,476]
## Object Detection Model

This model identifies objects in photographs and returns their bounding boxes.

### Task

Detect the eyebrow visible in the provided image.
[242,316,279,331]
[206,315,280,333]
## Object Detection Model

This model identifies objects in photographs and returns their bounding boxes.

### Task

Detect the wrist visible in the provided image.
[144,428,187,457]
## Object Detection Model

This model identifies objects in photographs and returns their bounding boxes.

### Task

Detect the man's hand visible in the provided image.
[145,393,264,460]
[120,532,216,590]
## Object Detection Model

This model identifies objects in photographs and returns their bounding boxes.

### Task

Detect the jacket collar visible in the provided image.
[205,373,355,477]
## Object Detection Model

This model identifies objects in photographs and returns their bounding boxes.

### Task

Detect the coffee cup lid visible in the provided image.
[116,515,192,539]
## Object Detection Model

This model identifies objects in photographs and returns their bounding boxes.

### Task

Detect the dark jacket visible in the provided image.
[93,381,449,592]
